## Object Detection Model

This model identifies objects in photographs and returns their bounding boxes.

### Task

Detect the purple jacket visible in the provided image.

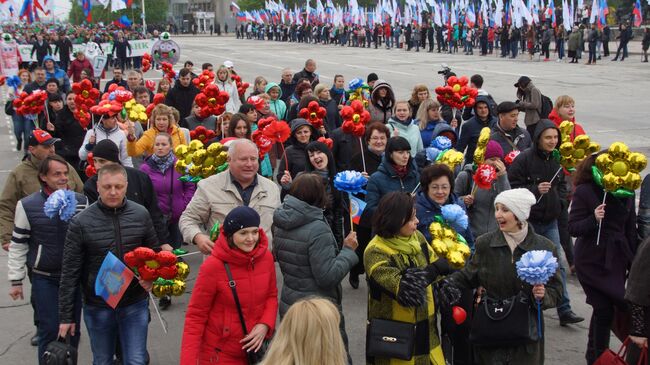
[140,157,196,223]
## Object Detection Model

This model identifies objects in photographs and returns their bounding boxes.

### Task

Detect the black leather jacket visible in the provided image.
[58,199,159,323]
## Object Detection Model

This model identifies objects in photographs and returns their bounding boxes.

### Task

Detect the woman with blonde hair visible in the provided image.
[215,64,242,113]
[250,76,268,96]
[548,95,586,141]
[261,297,347,365]
[127,104,186,157]
[408,84,430,119]
[415,99,450,147]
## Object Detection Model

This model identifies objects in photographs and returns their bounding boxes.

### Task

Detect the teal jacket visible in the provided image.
[265,82,287,120]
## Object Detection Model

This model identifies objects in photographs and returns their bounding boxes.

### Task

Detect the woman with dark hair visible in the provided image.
[286,84,315,122]
[228,113,252,140]
[364,136,419,220]
[415,163,474,365]
[181,207,278,364]
[273,173,359,361]
[444,188,563,364]
[569,154,639,364]
[277,119,318,188]
[364,191,446,364]
[408,84,430,120]
[367,79,395,124]
[304,141,343,245]
[238,103,258,124]
[348,122,391,288]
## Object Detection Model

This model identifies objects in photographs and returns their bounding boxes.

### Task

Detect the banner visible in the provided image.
[18,39,155,63]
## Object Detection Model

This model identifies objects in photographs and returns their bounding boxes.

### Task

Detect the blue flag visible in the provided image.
[95,251,134,309]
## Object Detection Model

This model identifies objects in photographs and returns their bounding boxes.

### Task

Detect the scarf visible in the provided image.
[392,163,409,179]
[150,153,175,174]
[375,233,422,257]
[503,222,529,253]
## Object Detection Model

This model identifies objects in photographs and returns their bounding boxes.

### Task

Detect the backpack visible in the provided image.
[539,94,553,119]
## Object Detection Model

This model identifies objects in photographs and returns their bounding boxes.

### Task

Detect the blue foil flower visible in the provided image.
[44,190,78,222]
[348,78,364,91]
[334,170,368,194]
[516,250,559,285]
[441,204,469,232]
[431,136,452,150]
[426,147,441,162]
[7,75,21,93]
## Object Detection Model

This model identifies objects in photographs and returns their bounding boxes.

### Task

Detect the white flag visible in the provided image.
[111,0,127,12]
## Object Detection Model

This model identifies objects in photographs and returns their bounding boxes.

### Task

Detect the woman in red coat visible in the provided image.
[181,207,278,364]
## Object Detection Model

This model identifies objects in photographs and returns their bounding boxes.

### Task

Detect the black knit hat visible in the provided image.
[223,206,260,236]
[497,101,519,114]
[92,139,120,164]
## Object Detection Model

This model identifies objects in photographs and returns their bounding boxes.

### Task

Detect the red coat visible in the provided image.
[181,229,278,365]
[67,58,93,83]
[548,108,586,141]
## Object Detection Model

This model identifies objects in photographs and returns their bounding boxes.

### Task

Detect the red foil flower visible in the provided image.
[252,129,274,158]
[189,125,216,142]
[318,136,334,149]
[299,101,327,130]
[142,53,152,72]
[124,247,178,281]
[192,70,215,91]
[194,84,230,118]
[72,79,100,109]
[74,106,92,129]
[90,100,123,116]
[262,119,291,143]
[340,100,370,137]
[231,74,249,97]
[473,164,497,190]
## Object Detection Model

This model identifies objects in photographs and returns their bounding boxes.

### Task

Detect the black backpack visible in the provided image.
[539,94,553,119]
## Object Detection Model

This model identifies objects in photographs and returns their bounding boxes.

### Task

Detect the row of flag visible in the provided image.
[0,0,134,24]
[234,0,645,28]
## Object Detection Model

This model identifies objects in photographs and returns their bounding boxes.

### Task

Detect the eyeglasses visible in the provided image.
[429,185,450,191]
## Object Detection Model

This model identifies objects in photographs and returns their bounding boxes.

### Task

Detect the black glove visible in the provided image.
[434,279,462,312]
[424,258,451,283]
[396,267,428,307]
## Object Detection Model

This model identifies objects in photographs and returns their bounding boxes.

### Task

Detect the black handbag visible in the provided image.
[5,99,14,116]
[224,262,270,365]
[366,318,417,360]
[366,239,432,361]
[469,291,539,347]
[42,335,77,365]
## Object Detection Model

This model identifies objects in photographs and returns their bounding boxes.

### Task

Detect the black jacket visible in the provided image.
[58,199,159,323]
[291,68,319,87]
[54,38,73,62]
[165,83,200,122]
[508,119,567,223]
[279,80,296,105]
[455,96,498,165]
[103,79,128,93]
[319,98,342,133]
[54,106,86,165]
[111,39,132,58]
[30,41,52,62]
[84,166,170,243]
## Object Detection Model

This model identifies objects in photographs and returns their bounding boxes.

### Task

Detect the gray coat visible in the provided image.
[455,164,511,238]
[272,195,358,316]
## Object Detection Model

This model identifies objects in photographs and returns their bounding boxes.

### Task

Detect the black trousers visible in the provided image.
[542,42,550,58]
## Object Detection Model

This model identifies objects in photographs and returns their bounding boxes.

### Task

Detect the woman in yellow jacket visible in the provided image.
[364,191,446,365]
[127,104,186,157]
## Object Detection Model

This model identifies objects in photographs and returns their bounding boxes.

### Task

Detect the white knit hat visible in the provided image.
[494,189,537,222]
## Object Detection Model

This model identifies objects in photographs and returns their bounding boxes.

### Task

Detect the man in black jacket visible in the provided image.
[164,68,199,122]
[490,101,532,161]
[291,59,319,88]
[508,119,584,326]
[30,34,51,66]
[8,155,87,361]
[58,163,160,363]
[103,67,128,93]
[53,33,73,72]
[83,140,170,245]
[111,32,132,72]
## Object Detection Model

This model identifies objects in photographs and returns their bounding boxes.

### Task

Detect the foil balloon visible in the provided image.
[340,100,371,137]
[504,150,521,166]
[193,70,216,91]
[452,306,467,324]
[231,74,249,97]
[558,121,600,170]
[318,136,333,149]
[90,100,123,116]
[298,101,327,130]
[592,142,647,198]
[428,205,471,269]
[262,118,291,143]
[473,164,497,190]
[141,53,152,72]
[123,247,178,281]
[333,170,368,195]
[473,127,492,165]
[252,129,273,158]
[151,32,181,65]
[152,262,191,298]
[174,141,228,183]
[435,75,478,110]
[435,149,465,171]
[194,84,230,118]
[72,79,100,109]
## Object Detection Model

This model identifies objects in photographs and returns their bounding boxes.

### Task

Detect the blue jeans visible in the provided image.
[530,220,572,316]
[32,274,81,364]
[84,299,149,365]
[557,39,565,59]
[511,40,519,58]
[12,113,34,150]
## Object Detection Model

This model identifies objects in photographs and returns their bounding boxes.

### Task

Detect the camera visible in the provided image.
[437,64,452,77]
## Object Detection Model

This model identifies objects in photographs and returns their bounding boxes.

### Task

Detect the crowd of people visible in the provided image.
[2,42,650,365]
[237,14,650,63]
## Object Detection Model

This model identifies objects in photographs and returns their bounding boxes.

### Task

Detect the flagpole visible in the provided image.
[141,0,147,35]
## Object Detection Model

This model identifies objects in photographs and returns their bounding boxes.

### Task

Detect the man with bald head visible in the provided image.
[291,59,319,88]
[179,139,281,254]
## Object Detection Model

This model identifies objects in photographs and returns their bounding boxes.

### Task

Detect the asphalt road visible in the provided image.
[0,35,646,364]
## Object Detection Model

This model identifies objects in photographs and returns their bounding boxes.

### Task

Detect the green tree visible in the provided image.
[69,0,169,26]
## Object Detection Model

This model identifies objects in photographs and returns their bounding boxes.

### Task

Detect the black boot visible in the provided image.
[16,137,22,151]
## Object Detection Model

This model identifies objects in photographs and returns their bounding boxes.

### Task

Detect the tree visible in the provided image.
[69,0,169,26]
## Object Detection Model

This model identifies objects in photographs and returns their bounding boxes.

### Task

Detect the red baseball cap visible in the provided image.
[28,129,60,147]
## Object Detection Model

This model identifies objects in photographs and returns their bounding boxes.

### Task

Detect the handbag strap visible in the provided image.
[224,262,249,336]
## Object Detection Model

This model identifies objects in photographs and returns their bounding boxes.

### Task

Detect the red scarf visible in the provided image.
[392,164,409,179]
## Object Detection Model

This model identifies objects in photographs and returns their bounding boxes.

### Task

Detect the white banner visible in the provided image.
[18,39,156,63]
